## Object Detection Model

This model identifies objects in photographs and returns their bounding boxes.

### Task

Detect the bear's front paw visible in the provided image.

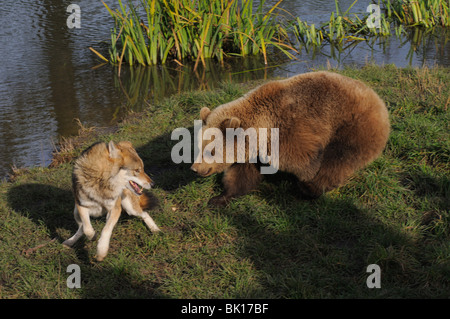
[296,181,323,200]
[208,195,230,207]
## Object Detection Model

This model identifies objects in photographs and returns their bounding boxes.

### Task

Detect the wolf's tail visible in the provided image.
[139,192,156,211]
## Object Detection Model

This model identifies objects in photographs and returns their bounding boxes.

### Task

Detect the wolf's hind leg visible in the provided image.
[76,204,96,240]
[139,212,160,233]
[63,206,84,247]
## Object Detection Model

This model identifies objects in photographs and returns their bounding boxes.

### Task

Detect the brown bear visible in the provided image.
[190,71,390,206]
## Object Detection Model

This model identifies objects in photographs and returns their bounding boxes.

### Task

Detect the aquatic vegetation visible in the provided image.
[291,0,449,51]
[292,0,393,48]
[384,0,450,28]
[96,0,295,72]
[94,0,450,69]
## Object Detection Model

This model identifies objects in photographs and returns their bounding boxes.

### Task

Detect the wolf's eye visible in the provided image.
[134,168,141,174]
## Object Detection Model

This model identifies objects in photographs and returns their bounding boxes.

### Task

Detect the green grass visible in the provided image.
[0,65,449,298]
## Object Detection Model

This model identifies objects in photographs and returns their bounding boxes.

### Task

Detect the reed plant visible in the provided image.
[94,0,449,69]
[291,0,450,51]
[293,0,392,48]
[96,0,295,72]
[384,0,450,27]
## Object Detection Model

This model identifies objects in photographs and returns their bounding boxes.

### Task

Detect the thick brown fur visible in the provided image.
[191,71,390,205]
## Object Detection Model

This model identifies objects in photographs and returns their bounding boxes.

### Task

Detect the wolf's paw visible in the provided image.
[62,239,74,248]
[151,225,161,233]
[95,245,108,262]
[94,254,106,262]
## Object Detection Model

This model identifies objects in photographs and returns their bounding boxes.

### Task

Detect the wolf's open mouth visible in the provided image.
[129,181,143,195]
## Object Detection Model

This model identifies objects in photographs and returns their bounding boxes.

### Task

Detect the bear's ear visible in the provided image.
[222,117,241,129]
[200,107,211,123]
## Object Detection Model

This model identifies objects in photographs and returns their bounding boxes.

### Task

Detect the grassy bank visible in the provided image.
[0,65,449,298]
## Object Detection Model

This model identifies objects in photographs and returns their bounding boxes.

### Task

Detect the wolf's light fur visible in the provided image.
[63,141,160,261]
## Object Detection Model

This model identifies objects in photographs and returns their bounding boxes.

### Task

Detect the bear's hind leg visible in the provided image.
[209,163,263,206]
[299,111,389,199]
[296,140,364,199]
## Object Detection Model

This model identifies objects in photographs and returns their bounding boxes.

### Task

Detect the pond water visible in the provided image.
[0,0,449,179]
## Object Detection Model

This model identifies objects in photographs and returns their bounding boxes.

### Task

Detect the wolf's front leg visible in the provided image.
[121,193,161,233]
[95,199,122,261]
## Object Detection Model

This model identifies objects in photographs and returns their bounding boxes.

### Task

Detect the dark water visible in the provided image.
[0,0,449,179]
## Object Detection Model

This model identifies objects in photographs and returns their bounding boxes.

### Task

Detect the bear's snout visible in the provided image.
[191,164,212,177]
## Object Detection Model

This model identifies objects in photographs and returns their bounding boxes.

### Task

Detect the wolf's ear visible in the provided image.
[117,141,133,149]
[222,117,241,129]
[200,107,211,123]
[108,141,121,159]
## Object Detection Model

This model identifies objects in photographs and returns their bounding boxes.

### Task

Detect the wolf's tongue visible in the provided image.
[130,181,142,194]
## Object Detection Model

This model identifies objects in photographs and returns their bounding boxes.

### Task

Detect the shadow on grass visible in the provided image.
[135,127,199,191]
[75,263,168,298]
[7,183,74,240]
[401,170,449,212]
[6,127,447,298]
[132,128,449,297]
[5,127,199,240]
[218,194,406,297]
[6,183,168,298]
[7,183,95,265]
[213,171,448,298]
[4,129,195,298]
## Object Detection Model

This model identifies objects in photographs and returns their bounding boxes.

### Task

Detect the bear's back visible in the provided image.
[242,71,386,131]
[207,71,388,140]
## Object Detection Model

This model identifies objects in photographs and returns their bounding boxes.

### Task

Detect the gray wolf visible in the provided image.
[63,141,160,261]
